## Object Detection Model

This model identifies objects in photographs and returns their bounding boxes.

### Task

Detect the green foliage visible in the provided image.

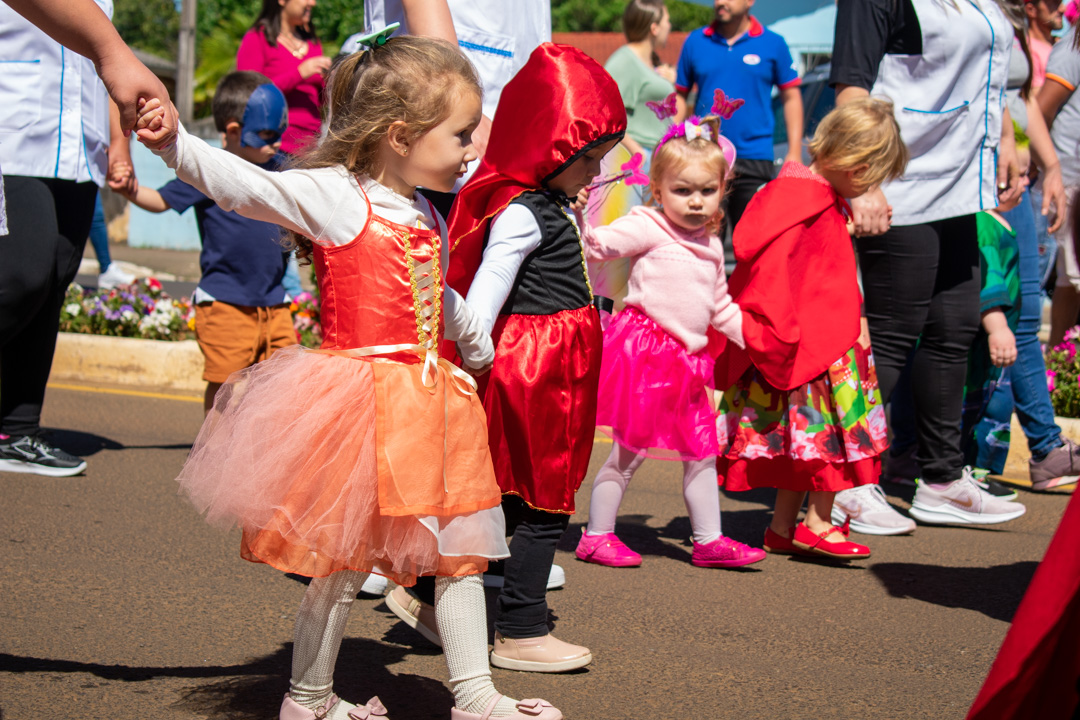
[193,8,254,116]
[113,0,180,58]
[1046,329,1080,418]
[550,0,712,32]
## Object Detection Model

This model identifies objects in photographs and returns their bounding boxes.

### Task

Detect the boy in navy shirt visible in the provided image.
[118,71,295,412]
[675,0,803,233]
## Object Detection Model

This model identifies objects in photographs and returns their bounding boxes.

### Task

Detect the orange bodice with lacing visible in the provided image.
[313,209,443,353]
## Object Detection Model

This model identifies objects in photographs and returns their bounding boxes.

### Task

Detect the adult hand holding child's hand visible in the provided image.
[135,98,177,151]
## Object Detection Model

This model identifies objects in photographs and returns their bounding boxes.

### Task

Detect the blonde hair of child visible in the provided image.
[285,36,481,261]
[807,97,908,191]
[649,116,729,234]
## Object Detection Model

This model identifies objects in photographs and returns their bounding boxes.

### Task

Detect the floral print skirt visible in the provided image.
[716,343,887,492]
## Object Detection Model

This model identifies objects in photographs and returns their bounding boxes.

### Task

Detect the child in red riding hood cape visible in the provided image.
[713,98,908,562]
[440,43,626,673]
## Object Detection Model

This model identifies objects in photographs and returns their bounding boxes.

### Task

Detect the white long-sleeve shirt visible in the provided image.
[156,124,493,366]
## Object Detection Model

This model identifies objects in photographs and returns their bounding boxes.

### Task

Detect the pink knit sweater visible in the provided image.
[237,29,325,155]
[583,206,743,353]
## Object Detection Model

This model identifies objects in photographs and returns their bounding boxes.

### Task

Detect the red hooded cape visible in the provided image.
[713,172,860,392]
[446,43,627,298]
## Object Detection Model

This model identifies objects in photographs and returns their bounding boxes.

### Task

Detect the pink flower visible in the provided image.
[1047,370,1057,394]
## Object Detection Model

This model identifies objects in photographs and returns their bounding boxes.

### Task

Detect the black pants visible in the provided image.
[0,176,97,436]
[412,495,570,638]
[855,216,981,483]
[723,158,776,238]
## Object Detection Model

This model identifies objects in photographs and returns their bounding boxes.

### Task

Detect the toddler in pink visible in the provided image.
[576,116,764,569]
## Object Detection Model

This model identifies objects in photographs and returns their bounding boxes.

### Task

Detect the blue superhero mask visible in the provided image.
[241,83,289,149]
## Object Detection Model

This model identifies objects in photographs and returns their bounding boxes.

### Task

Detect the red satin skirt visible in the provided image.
[479,305,603,514]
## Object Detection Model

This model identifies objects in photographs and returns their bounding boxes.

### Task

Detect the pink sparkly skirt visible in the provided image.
[595,306,717,460]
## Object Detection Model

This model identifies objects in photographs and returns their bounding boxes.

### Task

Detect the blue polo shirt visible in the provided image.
[676,17,800,161]
[158,158,289,308]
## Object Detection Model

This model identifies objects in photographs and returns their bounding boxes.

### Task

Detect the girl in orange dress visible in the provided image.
[136,36,562,720]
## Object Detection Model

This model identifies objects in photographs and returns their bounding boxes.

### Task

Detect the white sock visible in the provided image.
[683,456,722,545]
[585,443,646,536]
[434,575,518,717]
[290,570,366,720]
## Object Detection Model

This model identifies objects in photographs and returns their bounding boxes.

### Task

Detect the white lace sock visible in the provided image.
[435,575,518,717]
[585,443,647,535]
[289,570,366,720]
[683,456,722,544]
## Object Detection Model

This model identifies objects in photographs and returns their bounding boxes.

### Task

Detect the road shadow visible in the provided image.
[870,561,1038,622]
[47,427,192,455]
[0,638,455,720]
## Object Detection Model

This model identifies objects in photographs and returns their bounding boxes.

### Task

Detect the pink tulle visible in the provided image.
[176,345,507,585]
[595,307,717,460]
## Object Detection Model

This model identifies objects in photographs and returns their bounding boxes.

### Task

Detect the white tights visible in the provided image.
[586,442,722,545]
[290,572,516,718]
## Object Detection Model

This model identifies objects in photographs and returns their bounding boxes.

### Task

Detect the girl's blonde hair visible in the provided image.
[286,36,481,260]
[807,98,908,191]
[649,116,729,233]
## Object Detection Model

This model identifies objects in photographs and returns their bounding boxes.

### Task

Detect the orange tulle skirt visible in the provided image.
[176,345,508,586]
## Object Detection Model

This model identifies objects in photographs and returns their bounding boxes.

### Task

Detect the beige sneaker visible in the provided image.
[490,632,592,673]
[385,585,441,647]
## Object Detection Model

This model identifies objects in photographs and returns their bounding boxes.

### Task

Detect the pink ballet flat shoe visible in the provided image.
[280,694,389,720]
[691,536,767,568]
[450,695,562,720]
[574,529,642,567]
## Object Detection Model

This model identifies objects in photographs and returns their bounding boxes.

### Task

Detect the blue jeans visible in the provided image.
[1002,188,1062,459]
[966,368,1014,474]
[1030,186,1057,291]
[89,193,111,269]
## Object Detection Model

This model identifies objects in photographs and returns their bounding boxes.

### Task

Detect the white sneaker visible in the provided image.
[832,485,916,535]
[483,563,566,590]
[358,573,388,597]
[909,468,1027,525]
[98,262,136,289]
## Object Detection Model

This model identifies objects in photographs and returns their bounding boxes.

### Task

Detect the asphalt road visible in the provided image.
[1,384,1072,720]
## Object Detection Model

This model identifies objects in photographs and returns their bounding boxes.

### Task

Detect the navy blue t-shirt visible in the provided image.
[158,161,289,308]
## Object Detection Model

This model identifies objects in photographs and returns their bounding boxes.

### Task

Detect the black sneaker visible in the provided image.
[0,434,87,477]
[973,474,1020,501]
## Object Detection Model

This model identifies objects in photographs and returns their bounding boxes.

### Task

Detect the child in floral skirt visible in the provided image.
[714,98,908,560]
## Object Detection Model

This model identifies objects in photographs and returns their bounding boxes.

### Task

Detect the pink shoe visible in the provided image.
[691,536,767,568]
[450,695,562,720]
[279,694,389,720]
[574,529,642,567]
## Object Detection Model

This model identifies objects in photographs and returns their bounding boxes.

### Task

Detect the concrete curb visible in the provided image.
[50,332,204,393]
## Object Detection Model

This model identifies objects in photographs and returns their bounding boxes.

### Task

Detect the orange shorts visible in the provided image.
[194,301,297,383]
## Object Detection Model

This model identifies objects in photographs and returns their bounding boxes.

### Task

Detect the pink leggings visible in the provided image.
[585,442,722,545]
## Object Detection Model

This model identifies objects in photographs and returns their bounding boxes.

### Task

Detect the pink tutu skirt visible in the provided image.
[595,306,717,460]
[176,345,508,586]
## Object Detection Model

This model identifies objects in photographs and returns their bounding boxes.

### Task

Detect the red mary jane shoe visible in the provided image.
[792,522,870,559]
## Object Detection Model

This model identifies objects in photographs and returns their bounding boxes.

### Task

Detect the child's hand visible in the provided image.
[107,161,137,197]
[462,361,493,377]
[135,97,178,151]
[571,187,590,213]
[988,327,1017,367]
[857,317,871,350]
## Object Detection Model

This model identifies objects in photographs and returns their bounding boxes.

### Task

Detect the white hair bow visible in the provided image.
[684,120,713,143]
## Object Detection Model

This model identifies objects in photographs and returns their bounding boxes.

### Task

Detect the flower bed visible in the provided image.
[59,280,323,347]
[1046,326,1080,418]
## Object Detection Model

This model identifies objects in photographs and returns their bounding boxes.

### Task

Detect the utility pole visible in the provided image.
[176,0,196,124]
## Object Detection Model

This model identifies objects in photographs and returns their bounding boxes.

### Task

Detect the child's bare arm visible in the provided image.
[982,309,1016,368]
[124,185,172,214]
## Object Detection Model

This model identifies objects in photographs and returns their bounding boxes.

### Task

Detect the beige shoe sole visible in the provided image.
[489,649,592,673]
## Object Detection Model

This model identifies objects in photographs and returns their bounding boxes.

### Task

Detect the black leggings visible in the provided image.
[0,176,97,436]
[412,495,570,638]
[855,215,981,483]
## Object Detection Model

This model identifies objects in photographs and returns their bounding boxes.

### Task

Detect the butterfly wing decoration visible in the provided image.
[711,89,745,120]
[645,92,678,120]
[620,153,649,186]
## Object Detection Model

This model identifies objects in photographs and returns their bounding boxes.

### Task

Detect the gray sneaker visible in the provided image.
[909,468,1026,525]
[1029,439,1080,491]
[832,485,917,535]
[883,444,919,486]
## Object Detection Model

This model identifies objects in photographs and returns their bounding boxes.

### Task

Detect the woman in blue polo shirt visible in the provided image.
[830,0,1028,526]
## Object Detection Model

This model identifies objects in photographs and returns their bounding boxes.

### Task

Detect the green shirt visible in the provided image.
[604,45,675,150]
